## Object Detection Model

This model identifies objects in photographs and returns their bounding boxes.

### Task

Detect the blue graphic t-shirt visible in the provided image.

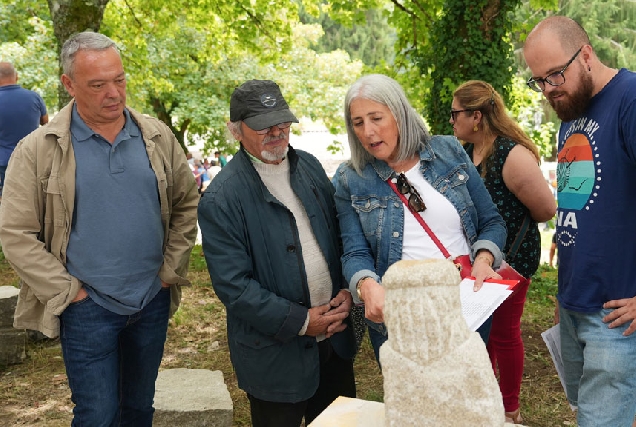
[556,68,636,312]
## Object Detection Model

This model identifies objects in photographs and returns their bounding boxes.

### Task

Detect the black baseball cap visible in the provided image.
[229,80,299,131]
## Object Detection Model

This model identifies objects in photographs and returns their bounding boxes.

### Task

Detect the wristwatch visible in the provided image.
[356,276,371,301]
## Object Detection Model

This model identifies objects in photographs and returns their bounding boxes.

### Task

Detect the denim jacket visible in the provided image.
[332,135,506,305]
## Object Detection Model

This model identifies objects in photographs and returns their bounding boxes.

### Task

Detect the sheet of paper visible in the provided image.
[459,278,513,331]
[541,324,570,401]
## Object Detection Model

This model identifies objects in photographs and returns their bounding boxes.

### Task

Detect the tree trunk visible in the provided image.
[150,96,189,154]
[47,0,110,109]
[424,0,519,134]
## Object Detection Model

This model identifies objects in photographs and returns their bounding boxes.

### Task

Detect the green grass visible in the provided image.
[529,264,558,306]
[1,244,574,426]
[188,246,209,272]
[0,244,19,288]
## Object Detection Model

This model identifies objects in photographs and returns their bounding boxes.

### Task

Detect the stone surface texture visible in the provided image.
[380,259,522,426]
[308,396,385,427]
[0,286,26,367]
[154,368,233,427]
[0,286,20,327]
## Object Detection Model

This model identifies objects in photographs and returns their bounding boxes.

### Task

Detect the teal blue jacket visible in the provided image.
[198,146,355,403]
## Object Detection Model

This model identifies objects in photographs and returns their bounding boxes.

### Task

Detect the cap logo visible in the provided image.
[260,93,277,108]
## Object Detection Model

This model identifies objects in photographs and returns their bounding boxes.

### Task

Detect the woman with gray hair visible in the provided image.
[332,74,507,363]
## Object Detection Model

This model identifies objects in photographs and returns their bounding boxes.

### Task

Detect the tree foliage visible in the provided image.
[0,16,58,108]
[299,6,396,68]
[101,0,362,154]
[509,75,556,159]
[99,0,302,154]
[323,0,540,138]
[419,0,521,134]
[8,0,636,159]
[46,0,111,105]
[1,0,363,155]
[0,0,50,43]
[334,0,560,150]
[516,0,636,70]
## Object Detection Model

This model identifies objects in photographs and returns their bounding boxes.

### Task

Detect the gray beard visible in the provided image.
[261,145,289,162]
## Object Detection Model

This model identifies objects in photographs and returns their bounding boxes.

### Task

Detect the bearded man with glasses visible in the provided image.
[524,16,636,427]
[197,80,356,427]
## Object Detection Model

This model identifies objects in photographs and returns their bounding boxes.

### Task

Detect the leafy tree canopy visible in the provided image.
[299,5,396,68]
[1,0,363,155]
[0,15,58,107]
[101,0,363,154]
[0,0,50,43]
[6,0,636,159]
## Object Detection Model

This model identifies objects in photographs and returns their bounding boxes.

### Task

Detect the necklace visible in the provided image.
[389,155,420,173]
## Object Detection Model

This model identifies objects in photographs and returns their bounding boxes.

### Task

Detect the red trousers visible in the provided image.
[486,277,531,413]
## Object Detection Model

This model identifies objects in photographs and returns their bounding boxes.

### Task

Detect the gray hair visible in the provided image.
[61,32,120,79]
[344,74,430,174]
[227,120,243,139]
[0,62,16,80]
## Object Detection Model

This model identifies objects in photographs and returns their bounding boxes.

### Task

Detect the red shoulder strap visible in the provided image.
[386,177,452,259]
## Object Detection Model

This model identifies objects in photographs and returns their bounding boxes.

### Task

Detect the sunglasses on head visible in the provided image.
[394,172,426,212]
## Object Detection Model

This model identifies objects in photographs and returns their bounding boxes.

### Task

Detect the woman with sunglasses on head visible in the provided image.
[451,80,557,424]
[332,74,507,364]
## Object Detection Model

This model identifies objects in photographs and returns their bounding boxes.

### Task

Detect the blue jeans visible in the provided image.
[560,304,636,426]
[59,287,170,427]
[0,164,6,195]
[367,320,388,365]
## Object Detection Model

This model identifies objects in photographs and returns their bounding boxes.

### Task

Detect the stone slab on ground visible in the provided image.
[0,286,19,328]
[308,396,385,427]
[0,286,26,367]
[154,368,232,427]
[0,327,26,366]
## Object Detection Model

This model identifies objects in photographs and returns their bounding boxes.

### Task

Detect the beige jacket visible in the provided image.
[0,101,199,338]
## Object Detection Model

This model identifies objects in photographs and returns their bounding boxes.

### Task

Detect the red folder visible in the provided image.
[482,260,523,290]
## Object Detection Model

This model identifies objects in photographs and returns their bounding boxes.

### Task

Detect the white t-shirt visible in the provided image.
[401,164,470,260]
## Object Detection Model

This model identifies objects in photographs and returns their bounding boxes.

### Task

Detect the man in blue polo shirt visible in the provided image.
[0,32,199,426]
[0,62,48,197]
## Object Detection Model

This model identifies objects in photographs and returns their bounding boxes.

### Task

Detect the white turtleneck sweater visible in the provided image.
[252,157,332,339]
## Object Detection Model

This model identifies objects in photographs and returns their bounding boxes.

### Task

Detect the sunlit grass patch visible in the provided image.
[0,242,574,426]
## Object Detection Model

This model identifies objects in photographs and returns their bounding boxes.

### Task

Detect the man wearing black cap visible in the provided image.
[198,80,356,426]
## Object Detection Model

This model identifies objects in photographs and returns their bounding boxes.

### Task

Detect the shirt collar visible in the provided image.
[244,147,263,163]
[70,105,138,143]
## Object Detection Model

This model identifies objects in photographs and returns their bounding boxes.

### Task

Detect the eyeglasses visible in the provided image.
[526,47,583,92]
[450,109,472,121]
[394,172,426,212]
[254,122,292,135]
